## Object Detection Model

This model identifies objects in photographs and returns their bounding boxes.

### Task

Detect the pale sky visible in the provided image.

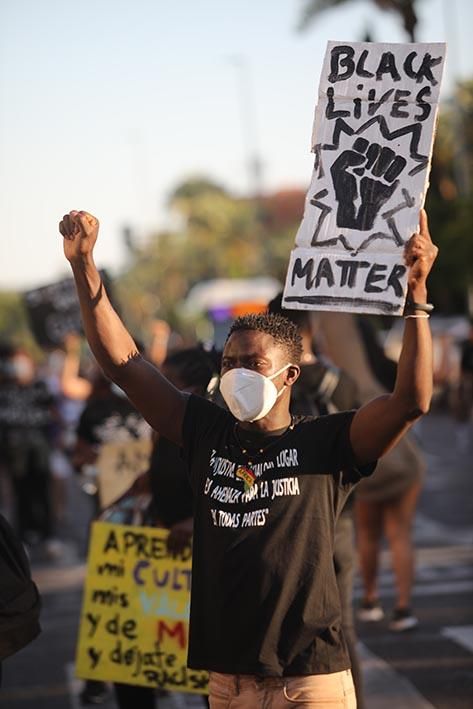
[0,0,471,291]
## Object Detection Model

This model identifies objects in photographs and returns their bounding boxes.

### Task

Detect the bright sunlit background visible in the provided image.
[0,0,471,290]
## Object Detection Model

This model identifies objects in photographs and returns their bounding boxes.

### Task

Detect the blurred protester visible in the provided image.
[0,343,59,557]
[354,434,425,631]
[356,316,397,392]
[455,320,473,449]
[71,362,150,501]
[147,319,172,368]
[268,294,365,709]
[100,344,219,709]
[459,320,473,391]
[318,314,426,631]
[69,357,151,706]
[0,512,41,686]
[41,334,89,531]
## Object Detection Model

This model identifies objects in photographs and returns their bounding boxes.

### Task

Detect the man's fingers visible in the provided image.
[78,211,99,232]
[60,210,99,238]
[62,214,76,238]
[419,208,430,240]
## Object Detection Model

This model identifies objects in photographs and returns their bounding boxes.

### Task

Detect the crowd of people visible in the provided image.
[0,207,471,707]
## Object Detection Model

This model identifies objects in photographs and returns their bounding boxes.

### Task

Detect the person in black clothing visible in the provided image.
[0,344,56,548]
[73,368,151,707]
[148,346,220,548]
[101,345,218,709]
[60,208,436,708]
[0,513,41,687]
[457,320,473,433]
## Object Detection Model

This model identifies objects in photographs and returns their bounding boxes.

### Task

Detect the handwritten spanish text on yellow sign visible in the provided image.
[75,521,208,694]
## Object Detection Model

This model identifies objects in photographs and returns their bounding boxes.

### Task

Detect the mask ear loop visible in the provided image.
[269,363,294,400]
[268,363,293,381]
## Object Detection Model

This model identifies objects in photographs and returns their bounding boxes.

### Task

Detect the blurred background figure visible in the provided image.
[455,319,473,450]
[66,343,152,707]
[315,312,427,632]
[354,432,426,631]
[41,333,90,538]
[0,512,41,687]
[99,343,219,709]
[0,342,61,559]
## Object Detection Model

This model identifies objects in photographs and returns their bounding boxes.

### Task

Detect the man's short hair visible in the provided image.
[226,312,303,364]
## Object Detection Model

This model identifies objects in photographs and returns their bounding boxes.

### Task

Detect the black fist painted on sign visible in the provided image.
[330,138,407,231]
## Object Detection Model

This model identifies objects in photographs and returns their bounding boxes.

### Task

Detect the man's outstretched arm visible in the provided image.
[59,210,186,445]
[349,209,437,465]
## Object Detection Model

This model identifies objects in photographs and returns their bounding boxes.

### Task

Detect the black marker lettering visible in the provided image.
[365,264,388,292]
[404,51,442,85]
[356,49,374,78]
[87,646,102,669]
[368,89,394,116]
[376,52,401,81]
[315,258,335,288]
[103,530,119,554]
[387,264,406,297]
[291,258,315,289]
[336,260,370,288]
[328,45,355,83]
[391,89,410,118]
[326,87,350,119]
[86,612,101,638]
[415,86,432,122]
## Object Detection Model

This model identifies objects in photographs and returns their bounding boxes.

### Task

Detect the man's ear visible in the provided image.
[285,364,300,386]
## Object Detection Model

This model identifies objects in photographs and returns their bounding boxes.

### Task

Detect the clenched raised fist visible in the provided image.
[59,210,99,263]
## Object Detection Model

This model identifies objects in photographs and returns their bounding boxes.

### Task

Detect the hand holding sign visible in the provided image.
[404,209,438,297]
[59,210,99,263]
[331,138,407,230]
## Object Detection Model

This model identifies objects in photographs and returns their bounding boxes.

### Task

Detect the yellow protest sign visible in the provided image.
[75,521,208,694]
[96,437,152,509]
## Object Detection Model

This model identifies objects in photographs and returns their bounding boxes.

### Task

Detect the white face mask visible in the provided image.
[219,364,292,422]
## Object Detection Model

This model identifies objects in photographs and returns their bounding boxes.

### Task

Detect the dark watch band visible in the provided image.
[405,300,434,313]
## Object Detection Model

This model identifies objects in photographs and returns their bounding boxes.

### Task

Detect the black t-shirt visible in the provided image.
[182,394,374,676]
[0,381,54,432]
[76,394,150,446]
[0,380,55,454]
[149,437,194,527]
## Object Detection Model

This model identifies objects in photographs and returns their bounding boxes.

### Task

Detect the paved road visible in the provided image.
[1,412,472,708]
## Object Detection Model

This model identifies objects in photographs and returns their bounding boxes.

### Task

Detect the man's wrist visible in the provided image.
[404,286,433,317]
[407,285,427,303]
[70,253,97,272]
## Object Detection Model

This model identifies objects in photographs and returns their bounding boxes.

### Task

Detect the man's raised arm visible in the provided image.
[349,209,438,465]
[59,210,186,444]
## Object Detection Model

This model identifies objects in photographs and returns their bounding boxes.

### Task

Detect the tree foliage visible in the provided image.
[0,291,39,353]
[426,80,473,312]
[298,0,418,40]
[117,180,305,335]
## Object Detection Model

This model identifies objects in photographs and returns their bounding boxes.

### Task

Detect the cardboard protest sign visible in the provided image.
[283,41,446,315]
[24,270,115,347]
[97,437,153,509]
[75,522,208,694]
